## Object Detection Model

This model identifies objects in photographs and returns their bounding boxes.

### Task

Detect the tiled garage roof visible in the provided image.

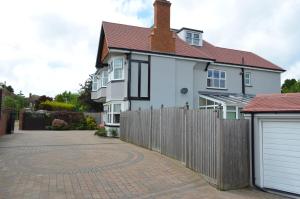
[243,93,300,113]
[102,21,285,72]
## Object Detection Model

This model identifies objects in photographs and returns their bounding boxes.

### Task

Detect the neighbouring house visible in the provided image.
[91,0,285,129]
[243,93,300,197]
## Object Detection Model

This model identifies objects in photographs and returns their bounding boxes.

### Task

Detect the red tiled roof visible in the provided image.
[102,21,285,71]
[243,93,300,113]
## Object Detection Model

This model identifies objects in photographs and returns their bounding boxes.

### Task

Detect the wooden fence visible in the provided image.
[120,107,249,190]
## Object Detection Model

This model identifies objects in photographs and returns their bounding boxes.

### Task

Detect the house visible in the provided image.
[91,0,285,128]
[243,93,300,197]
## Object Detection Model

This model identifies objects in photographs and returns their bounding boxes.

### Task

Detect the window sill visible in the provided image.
[105,123,120,127]
[108,79,125,83]
[245,85,252,87]
[206,87,228,90]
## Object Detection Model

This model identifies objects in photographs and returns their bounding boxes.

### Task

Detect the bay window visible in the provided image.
[104,102,122,125]
[207,69,226,89]
[109,57,124,81]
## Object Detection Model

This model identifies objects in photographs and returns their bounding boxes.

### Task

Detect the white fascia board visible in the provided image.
[213,63,282,73]
[109,48,214,63]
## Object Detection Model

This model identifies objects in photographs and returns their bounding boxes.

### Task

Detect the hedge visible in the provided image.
[39,100,75,111]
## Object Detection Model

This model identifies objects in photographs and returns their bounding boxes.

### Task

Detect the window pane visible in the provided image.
[214,79,219,87]
[220,80,225,88]
[130,62,139,97]
[113,114,120,123]
[226,112,236,120]
[208,70,213,78]
[193,33,200,39]
[207,99,214,105]
[221,72,225,79]
[114,58,123,69]
[113,104,121,113]
[186,32,192,38]
[140,63,149,98]
[245,79,250,85]
[207,79,212,87]
[199,97,206,106]
[114,68,122,79]
[193,38,200,45]
[227,106,236,111]
[213,70,219,78]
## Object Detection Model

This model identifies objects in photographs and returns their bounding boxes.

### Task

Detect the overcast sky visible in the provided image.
[0,0,299,97]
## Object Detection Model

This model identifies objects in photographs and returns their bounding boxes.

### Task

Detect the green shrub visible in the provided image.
[94,127,107,137]
[85,116,97,130]
[110,129,118,138]
[39,100,75,111]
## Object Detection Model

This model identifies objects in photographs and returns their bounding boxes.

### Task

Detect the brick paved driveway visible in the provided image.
[0,130,285,199]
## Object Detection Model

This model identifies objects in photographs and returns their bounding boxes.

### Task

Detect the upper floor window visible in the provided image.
[245,72,251,86]
[92,75,99,91]
[109,57,124,81]
[207,69,226,89]
[101,71,108,87]
[186,32,200,46]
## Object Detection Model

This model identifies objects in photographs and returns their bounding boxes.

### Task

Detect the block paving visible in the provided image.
[0,130,286,199]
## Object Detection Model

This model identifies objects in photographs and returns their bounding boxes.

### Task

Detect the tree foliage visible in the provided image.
[55,91,80,111]
[35,95,53,110]
[281,79,300,93]
[78,78,103,112]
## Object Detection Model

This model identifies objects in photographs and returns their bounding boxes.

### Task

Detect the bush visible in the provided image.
[39,100,75,111]
[94,127,107,137]
[85,116,97,130]
[110,129,118,138]
[52,119,69,130]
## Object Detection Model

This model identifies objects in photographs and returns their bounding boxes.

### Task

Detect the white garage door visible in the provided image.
[262,121,300,195]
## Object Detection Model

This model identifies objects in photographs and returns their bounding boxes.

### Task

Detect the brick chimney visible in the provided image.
[150,0,175,53]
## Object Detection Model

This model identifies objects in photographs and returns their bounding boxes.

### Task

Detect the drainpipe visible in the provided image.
[127,53,132,111]
[241,57,246,95]
[241,68,245,95]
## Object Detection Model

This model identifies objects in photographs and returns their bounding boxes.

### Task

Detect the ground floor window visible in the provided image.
[103,102,123,125]
[199,97,220,109]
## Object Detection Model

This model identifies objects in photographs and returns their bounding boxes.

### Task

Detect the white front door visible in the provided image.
[262,121,300,195]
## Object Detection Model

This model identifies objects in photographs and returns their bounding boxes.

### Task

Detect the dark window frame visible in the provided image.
[127,55,151,101]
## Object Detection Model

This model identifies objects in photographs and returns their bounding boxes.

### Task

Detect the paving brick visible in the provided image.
[0,130,287,199]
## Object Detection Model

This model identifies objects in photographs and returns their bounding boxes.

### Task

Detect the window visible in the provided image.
[186,31,200,46]
[245,72,251,86]
[101,71,108,87]
[198,97,220,109]
[226,106,237,120]
[92,75,99,91]
[104,103,122,125]
[108,57,124,81]
[207,69,226,89]
[129,60,150,99]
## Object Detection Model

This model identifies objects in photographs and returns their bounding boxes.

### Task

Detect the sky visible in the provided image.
[0,0,299,97]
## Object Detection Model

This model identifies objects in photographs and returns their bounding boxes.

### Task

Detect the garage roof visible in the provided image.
[242,93,300,113]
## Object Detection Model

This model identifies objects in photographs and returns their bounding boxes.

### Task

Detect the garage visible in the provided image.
[243,93,300,197]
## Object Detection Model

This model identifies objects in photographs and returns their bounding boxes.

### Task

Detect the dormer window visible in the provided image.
[186,31,200,46]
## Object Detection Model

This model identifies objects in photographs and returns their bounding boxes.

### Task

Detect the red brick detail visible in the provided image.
[150,0,175,53]
[101,36,109,62]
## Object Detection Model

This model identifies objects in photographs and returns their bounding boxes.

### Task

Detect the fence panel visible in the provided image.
[120,107,249,190]
[218,119,250,190]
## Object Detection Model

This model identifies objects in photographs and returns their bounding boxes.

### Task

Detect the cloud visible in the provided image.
[0,0,299,97]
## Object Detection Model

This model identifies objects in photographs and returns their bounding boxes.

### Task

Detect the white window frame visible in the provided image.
[92,75,99,91]
[207,69,226,89]
[108,57,124,82]
[245,72,251,86]
[101,70,108,87]
[186,31,200,46]
[103,102,123,125]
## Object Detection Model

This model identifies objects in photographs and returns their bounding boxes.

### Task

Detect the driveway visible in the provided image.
[0,130,285,199]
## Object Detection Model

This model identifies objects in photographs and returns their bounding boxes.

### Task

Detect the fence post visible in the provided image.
[160,104,163,154]
[184,102,189,165]
[149,106,153,150]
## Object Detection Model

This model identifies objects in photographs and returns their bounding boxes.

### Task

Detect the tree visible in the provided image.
[55,91,80,111]
[78,78,103,112]
[281,79,300,93]
[35,95,53,110]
